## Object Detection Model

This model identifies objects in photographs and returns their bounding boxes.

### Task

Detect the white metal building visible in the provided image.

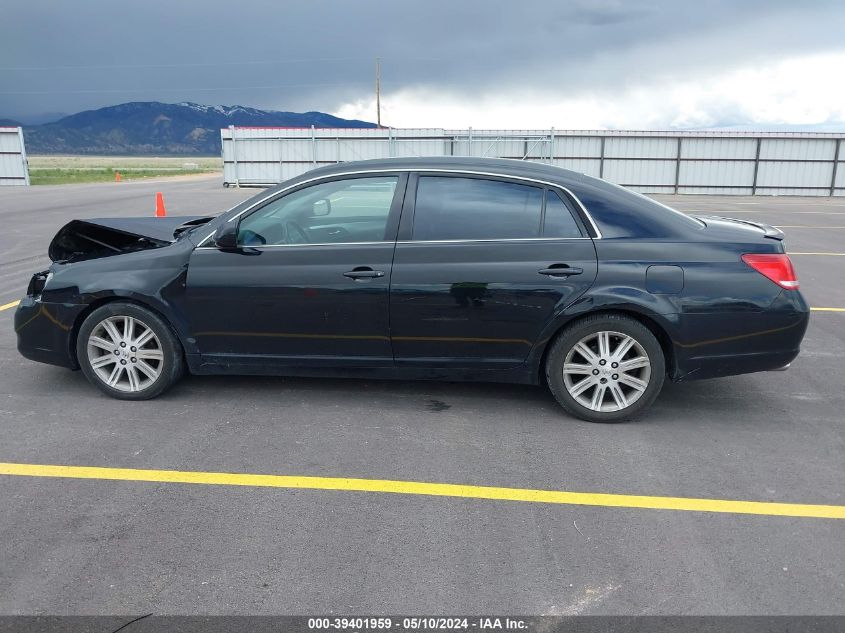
[221,126,844,196]
[0,127,29,187]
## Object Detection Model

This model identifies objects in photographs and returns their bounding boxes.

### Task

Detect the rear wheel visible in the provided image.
[545,314,665,422]
[76,302,184,400]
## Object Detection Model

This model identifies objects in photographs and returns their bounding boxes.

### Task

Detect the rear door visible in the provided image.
[389,173,598,369]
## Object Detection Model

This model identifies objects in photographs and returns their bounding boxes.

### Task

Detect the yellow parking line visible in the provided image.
[2,297,842,317]
[789,252,845,256]
[0,462,843,520]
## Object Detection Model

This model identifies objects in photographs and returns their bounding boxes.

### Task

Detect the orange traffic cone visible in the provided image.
[155,192,167,217]
[114,171,121,182]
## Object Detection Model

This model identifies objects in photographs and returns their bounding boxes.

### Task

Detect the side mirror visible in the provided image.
[312,199,331,216]
[213,222,239,249]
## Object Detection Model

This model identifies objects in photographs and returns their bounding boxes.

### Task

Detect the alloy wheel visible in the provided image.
[562,330,651,412]
[86,315,164,392]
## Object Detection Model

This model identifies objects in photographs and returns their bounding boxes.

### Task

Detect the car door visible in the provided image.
[185,173,406,368]
[389,173,598,369]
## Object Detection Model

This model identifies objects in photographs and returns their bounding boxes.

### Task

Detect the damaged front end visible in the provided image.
[26,270,51,300]
[47,216,212,263]
[17,215,212,370]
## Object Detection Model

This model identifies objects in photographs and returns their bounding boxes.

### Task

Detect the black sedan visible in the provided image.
[15,157,809,422]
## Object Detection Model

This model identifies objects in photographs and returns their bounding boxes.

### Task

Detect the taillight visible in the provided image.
[741,254,799,290]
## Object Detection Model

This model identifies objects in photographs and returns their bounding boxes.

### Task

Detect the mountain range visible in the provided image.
[7,102,376,155]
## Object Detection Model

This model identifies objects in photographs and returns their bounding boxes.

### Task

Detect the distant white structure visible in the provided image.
[0,127,29,187]
[221,126,845,196]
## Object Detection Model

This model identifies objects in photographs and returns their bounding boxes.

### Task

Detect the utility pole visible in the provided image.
[375,58,381,128]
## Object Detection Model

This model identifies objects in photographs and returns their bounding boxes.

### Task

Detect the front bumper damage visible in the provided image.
[15,295,85,369]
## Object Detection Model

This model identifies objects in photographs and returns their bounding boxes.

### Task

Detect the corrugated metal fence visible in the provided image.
[221,127,844,196]
[0,127,29,187]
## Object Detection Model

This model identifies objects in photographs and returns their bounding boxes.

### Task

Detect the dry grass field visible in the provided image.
[27,155,222,185]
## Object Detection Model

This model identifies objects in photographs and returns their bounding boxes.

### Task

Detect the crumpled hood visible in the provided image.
[48,216,212,262]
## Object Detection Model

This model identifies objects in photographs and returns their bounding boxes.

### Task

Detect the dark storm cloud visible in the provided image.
[0,0,842,121]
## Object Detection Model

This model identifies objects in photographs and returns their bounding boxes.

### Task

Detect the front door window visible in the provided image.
[237,176,398,246]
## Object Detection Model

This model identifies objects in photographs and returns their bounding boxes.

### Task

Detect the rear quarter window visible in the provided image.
[543,190,584,238]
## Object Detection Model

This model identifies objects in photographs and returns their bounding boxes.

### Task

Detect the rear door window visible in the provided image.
[412,176,543,241]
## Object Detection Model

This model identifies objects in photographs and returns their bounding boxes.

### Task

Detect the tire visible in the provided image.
[545,314,665,423]
[76,302,184,400]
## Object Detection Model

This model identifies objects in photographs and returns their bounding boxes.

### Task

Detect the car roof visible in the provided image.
[300,156,588,188]
[231,156,704,240]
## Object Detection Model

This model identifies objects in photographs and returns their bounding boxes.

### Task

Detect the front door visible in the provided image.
[186,174,406,368]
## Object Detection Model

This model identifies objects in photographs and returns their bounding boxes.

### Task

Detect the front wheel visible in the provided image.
[76,302,184,400]
[545,314,665,422]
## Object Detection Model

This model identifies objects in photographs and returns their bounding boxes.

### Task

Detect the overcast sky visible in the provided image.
[2,0,844,129]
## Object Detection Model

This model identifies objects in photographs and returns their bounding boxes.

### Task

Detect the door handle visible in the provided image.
[344,267,385,279]
[538,264,584,277]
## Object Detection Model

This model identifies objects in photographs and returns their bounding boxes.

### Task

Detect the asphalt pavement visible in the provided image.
[0,176,843,615]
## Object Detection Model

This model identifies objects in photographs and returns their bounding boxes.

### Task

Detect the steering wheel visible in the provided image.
[285,220,310,244]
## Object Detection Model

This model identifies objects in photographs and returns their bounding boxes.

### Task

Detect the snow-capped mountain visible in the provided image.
[18,101,376,155]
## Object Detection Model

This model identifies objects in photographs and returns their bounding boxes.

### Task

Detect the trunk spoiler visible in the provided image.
[694,215,784,241]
